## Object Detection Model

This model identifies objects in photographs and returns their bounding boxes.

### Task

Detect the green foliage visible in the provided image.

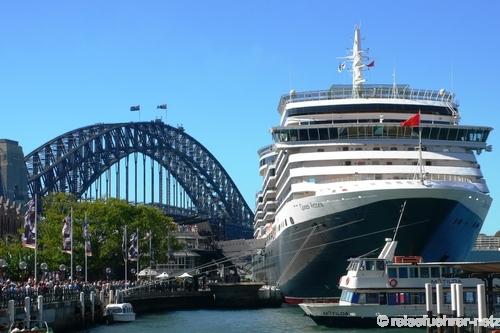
[0,193,176,281]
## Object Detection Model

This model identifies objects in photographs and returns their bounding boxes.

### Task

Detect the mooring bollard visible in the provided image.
[24,296,31,329]
[90,291,96,322]
[477,284,486,333]
[8,299,15,325]
[435,284,443,333]
[451,283,457,333]
[37,295,44,322]
[456,284,463,333]
[425,283,433,333]
[80,292,85,323]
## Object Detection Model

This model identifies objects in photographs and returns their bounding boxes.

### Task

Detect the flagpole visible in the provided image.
[70,206,73,281]
[124,226,128,287]
[34,195,38,283]
[84,212,88,283]
[149,229,152,283]
[136,228,139,281]
[418,111,424,184]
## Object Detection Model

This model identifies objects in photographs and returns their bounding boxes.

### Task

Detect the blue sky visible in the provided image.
[1,1,499,234]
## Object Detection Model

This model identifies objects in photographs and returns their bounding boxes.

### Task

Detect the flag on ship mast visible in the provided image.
[400,113,421,127]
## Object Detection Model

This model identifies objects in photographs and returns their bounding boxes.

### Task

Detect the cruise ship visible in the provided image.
[252,27,493,301]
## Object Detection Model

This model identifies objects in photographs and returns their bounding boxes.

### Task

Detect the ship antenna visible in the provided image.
[392,200,407,241]
[352,25,365,98]
[392,68,398,98]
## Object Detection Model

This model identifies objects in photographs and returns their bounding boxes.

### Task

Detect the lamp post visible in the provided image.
[19,261,27,281]
[59,264,67,281]
[105,267,111,281]
[0,259,7,282]
[76,265,82,281]
[40,263,48,281]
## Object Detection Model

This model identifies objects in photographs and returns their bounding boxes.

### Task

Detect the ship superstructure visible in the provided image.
[253,27,493,300]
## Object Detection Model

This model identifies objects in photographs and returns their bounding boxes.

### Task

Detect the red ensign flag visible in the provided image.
[400,113,420,127]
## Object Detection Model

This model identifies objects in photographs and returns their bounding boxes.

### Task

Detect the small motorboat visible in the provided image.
[8,320,53,333]
[104,302,136,323]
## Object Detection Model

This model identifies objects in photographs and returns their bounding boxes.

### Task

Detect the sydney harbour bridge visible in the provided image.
[23,120,254,240]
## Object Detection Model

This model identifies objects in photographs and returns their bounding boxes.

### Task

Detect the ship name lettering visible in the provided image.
[299,204,310,210]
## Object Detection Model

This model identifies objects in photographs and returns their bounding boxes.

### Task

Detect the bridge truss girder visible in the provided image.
[24,121,254,240]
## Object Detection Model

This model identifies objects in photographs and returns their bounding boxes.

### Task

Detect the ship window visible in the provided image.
[420,267,430,278]
[289,217,295,225]
[412,292,426,305]
[388,267,397,278]
[425,161,432,166]
[376,260,385,271]
[329,128,338,139]
[342,146,349,151]
[430,267,440,278]
[318,128,329,140]
[364,260,375,270]
[379,293,387,305]
[464,291,475,304]
[309,128,319,140]
[365,293,379,304]
[345,161,352,166]
[373,147,380,151]
[390,147,398,151]
[409,267,419,278]
[444,292,452,304]
[398,267,408,278]
[299,129,309,141]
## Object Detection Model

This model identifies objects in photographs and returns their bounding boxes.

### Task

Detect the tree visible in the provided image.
[17,193,177,281]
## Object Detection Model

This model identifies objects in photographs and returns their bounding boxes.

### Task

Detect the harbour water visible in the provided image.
[80,306,417,333]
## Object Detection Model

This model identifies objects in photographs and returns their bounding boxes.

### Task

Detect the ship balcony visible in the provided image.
[254,218,265,229]
[263,189,277,202]
[255,209,265,220]
[255,200,264,212]
[263,199,277,212]
[279,85,457,114]
[263,210,276,222]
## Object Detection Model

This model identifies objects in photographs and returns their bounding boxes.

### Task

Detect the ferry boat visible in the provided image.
[104,303,136,323]
[8,320,53,333]
[298,239,499,328]
[252,26,493,301]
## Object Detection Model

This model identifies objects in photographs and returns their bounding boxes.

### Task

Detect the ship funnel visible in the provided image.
[378,239,398,260]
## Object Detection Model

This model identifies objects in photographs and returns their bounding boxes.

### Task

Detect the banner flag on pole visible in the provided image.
[21,199,36,249]
[62,215,72,254]
[129,231,138,261]
[83,218,92,257]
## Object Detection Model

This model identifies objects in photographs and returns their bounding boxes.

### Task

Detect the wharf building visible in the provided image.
[0,139,28,238]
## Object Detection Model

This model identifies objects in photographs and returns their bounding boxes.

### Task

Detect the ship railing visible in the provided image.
[302,173,476,185]
[279,85,456,112]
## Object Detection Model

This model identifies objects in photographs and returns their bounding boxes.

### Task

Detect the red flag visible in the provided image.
[400,113,420,127]
[366,60,375,68]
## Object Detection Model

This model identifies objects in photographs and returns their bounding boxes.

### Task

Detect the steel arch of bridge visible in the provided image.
[24,121,254,239]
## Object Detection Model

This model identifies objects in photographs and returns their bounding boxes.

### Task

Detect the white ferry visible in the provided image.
[299,239,500,327]
[104,303,136,323]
